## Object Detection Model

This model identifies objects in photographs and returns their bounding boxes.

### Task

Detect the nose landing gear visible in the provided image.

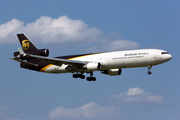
[147,71,152,75]
[147,66,152,75]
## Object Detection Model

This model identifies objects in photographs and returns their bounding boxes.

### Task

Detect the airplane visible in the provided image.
[10,34,172,81]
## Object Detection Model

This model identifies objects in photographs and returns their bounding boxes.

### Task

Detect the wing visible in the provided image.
[10,57,38,66]
[16,48,86,69]
[27,54,86,67]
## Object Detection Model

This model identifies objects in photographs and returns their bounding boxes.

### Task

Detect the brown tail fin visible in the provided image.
[17,34,38,53]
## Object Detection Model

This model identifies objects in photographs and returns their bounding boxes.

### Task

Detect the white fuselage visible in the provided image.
[43,49,172,73]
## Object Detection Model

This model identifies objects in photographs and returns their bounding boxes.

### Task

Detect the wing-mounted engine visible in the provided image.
[102,69,122,76]
[14,49,49,60]
[83,62,101,71]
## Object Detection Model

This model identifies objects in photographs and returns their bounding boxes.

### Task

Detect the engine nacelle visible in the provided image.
[14,49,49,60]
[29,49,49,57]
[102,69,122,76]
[83,62,101,71]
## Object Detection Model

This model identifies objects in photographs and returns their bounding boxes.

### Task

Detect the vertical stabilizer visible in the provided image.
[17,34,38,53]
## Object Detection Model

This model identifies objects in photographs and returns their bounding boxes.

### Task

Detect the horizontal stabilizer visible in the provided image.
[18,48,26,55]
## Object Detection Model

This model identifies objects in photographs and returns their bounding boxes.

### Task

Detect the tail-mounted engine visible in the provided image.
[14,49,49,60]
[102,69,122,76]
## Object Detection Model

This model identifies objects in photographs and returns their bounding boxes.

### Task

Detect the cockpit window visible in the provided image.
[161,52,169,54]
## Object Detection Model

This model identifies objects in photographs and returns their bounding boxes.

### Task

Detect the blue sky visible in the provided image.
[0,0,179,120]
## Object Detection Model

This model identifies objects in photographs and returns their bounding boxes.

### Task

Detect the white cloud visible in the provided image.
[0,106,21,120]
[0,106,18,116]
[24,16,103,43]
[0,19,24,43]
[0,16,102,44]
[110,39,139,51]
[48,102,126,120]
[108,87,165,104]
[0,16,139,51]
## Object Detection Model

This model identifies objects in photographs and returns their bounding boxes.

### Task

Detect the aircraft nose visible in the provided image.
[165,54,172,61]
[169,54,172,60]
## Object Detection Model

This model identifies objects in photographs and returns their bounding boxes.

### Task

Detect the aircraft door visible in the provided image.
[153,51,159,62]
[154,52,157,59]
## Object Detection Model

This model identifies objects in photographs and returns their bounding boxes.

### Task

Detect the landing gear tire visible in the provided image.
[73,74,85,79]
[73,74,78,78]
[92,77,96,81]
[147,71,152,75]
[86,77,96,81]
[80,75,85,79]
[86,77,91,81]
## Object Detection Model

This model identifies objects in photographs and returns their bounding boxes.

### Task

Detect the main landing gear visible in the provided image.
[72,71,96,81]
[72,73,85,79]
[86,72,96,81]
[147,66,152,75]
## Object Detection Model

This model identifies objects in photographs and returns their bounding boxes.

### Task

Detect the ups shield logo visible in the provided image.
[22,40,30,50]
